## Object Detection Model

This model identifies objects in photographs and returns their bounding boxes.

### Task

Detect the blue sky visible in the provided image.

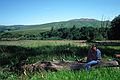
[0,0,120,25]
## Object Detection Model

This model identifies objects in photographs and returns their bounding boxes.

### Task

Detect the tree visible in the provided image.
[109,15,120,40]
[51,27,54,31]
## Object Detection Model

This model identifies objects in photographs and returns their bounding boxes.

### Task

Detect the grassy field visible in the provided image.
[9,28,51,35]
[0,40,120,80]
[0,40,87,47]
[1,68,120,80]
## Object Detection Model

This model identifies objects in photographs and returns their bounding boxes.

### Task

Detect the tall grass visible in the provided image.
[0,40,87,66]
[1,68,120,80]
[0,40,120,80]
[0,40,120,66]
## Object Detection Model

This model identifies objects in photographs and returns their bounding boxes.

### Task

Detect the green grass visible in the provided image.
[100,46,120,50]
[0,40,87,47]
[42,68,120,80]
[1,68,120,80]
[0,40,88,66]
[8,28,50,35]
[0,40,120,80]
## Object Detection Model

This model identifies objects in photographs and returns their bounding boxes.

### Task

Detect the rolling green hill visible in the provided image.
[0,18,110,35]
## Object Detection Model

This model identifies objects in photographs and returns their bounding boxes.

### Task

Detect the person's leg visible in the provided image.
[85,60,98,71]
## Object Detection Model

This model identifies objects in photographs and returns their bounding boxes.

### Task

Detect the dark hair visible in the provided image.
[91,44,96,48]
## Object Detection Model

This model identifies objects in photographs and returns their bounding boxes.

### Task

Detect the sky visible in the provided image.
[0,0,120,25]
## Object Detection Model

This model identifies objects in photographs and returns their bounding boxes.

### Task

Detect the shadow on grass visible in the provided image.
[0,45,88,66]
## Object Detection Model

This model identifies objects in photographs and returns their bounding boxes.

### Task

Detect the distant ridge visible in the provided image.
[69,18,99,22]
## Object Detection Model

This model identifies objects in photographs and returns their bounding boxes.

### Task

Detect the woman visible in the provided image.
[85,45,101,71]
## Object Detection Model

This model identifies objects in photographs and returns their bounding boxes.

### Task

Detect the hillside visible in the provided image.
[0,18,110,35]
[19,18,102,30]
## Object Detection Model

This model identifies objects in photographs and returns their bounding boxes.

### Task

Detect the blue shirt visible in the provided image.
[87,49,101,62]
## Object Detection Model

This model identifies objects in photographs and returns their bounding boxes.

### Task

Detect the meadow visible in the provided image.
[0,40,120,80]
[9,28,51,35]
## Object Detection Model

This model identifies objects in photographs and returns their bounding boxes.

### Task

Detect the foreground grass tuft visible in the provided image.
[20,68,120,80]
[1,68,119,80]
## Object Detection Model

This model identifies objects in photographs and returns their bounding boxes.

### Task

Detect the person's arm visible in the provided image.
[96,49,101,60]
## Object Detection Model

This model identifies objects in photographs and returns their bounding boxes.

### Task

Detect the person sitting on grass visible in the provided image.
[85,45,101,71]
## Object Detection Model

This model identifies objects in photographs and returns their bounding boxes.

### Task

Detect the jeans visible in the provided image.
[85,60,100,71]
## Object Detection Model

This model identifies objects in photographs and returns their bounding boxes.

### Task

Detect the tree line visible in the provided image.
[0,26,109,41]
